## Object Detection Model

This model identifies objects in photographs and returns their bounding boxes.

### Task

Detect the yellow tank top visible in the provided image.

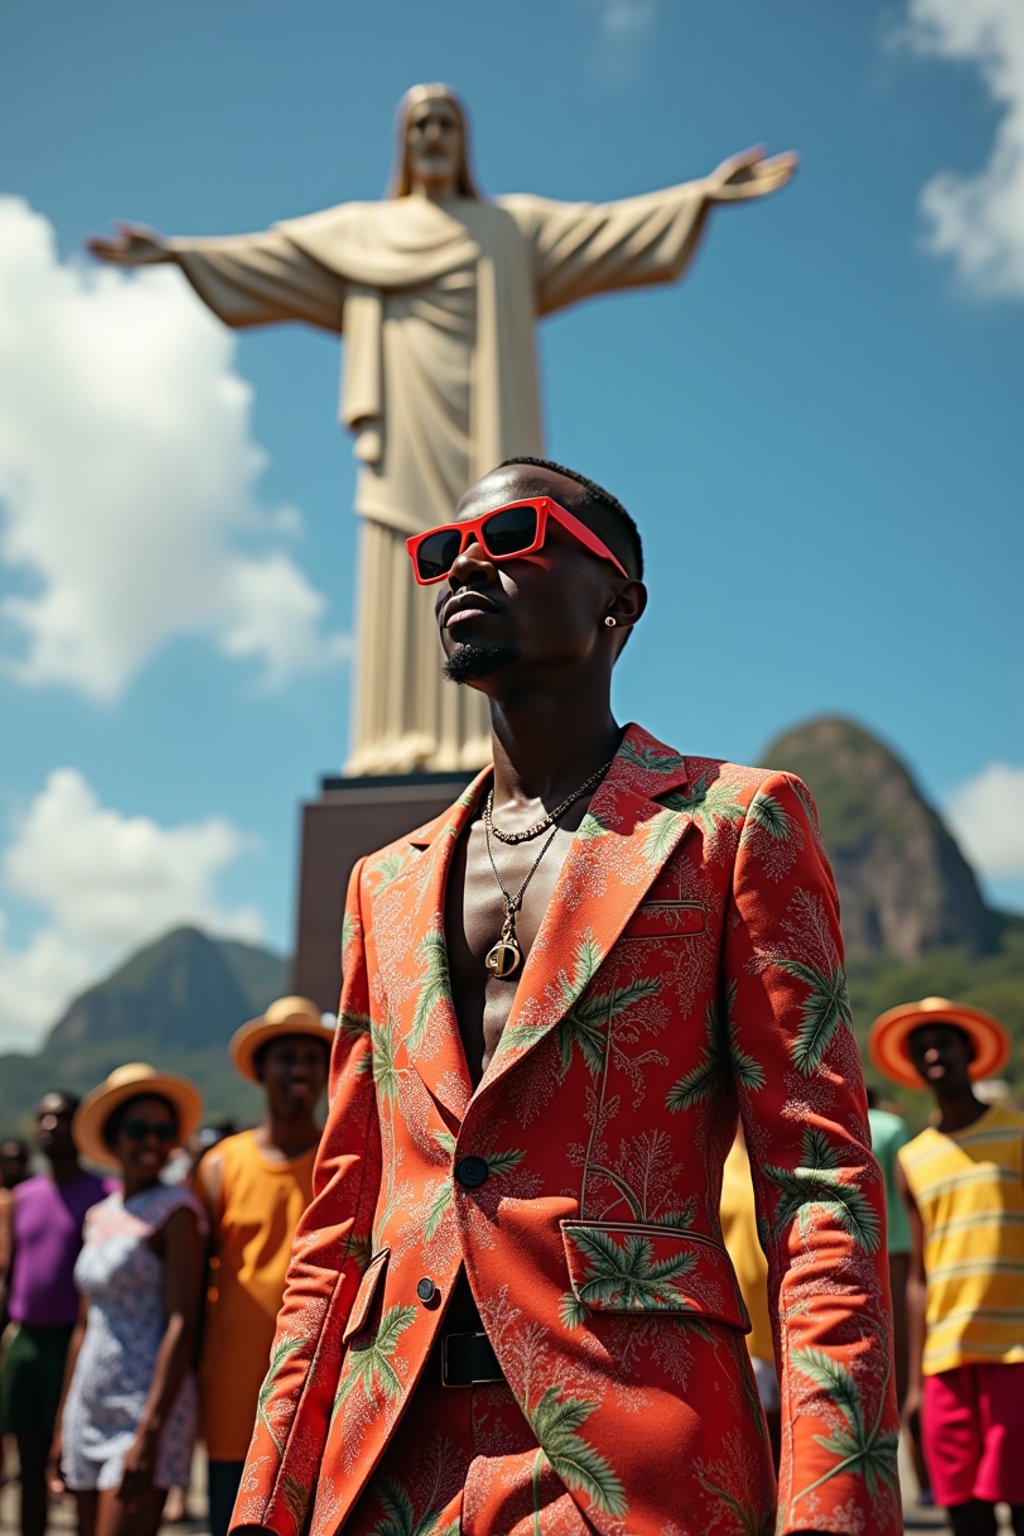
[198,1129,317,1459]
[720,1136,775,1369]
[899,1104,1024,1377]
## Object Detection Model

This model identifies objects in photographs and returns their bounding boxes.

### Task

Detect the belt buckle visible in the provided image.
[441,1331,496,1389]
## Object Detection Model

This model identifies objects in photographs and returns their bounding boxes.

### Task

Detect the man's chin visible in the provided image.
[442,640,521,685]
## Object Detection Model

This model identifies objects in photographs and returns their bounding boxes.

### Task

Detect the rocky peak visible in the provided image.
[46,927,286,1052]
[762,717,993,964]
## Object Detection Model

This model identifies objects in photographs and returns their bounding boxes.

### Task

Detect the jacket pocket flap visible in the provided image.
[626,902,706,939]
[560,1221,749,1331]
[342,1246,390,1343]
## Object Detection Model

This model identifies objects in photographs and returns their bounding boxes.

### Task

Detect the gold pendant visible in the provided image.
[485,911,523,979]
[485,937,522,979]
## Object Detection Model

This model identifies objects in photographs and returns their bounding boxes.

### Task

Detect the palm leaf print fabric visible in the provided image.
[232,725,899,1536]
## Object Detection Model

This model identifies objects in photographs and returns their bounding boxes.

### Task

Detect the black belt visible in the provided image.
[439,1331,504,1388]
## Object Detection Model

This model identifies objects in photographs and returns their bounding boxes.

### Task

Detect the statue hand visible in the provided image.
[707,145,798,202]
[85,222,172,266]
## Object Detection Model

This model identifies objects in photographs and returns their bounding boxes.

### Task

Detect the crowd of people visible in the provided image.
[0,997,334,1536]
[1,989,1020,1536]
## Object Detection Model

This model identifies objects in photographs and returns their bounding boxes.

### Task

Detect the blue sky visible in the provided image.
[1,0,1022,1049]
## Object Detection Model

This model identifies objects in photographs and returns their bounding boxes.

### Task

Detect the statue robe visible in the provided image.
[173,183,712,775]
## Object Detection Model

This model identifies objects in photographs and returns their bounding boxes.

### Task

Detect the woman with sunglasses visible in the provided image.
[48,1064,205,1536]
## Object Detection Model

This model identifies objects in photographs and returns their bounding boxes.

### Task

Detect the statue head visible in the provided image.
[390,84,480,201]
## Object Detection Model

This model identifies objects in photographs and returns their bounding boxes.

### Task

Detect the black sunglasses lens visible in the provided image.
[416,529,463,581]
[122,1120,175,1143]
[482,505,538,558]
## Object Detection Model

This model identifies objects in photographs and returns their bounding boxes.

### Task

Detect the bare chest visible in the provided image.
[444,818,579,1085]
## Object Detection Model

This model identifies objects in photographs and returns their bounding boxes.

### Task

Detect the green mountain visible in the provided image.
[0,927,289,1135]
[763,717,1023,1124]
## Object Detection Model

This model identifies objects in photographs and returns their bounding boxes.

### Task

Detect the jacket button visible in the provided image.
[416,1276,438,1305]
[455,1155,488,1189]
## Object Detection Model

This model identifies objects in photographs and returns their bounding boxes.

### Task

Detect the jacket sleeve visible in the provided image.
[725,773,901,1535]
[232,858,382,1536]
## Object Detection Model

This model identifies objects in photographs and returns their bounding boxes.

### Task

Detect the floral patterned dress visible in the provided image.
[61,1183,204,1492]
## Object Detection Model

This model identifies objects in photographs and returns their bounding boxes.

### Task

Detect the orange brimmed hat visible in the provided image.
[230,995,336,1083]
[868,996,1011,1091]
[73,1063,203,1169]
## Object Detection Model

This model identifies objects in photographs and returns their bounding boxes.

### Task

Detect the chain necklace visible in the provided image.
[482,756,614,979]
[486,756,615,845]
[483,818,560,979]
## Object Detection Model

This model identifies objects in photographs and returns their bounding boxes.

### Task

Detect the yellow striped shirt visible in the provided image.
[899,1104,1024,1376]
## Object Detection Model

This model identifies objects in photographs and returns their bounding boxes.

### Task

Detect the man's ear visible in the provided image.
[606,579,648,634]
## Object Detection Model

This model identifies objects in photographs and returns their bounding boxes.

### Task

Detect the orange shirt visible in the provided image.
[198,1129,317,1460]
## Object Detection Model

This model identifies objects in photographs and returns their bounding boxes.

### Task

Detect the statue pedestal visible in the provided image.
[292,771,472,1011]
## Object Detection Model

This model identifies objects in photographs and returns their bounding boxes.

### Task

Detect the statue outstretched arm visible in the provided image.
[502,146,796,318]
[87,223,173,266]
[704,145,797,202]
[86,221,345,334]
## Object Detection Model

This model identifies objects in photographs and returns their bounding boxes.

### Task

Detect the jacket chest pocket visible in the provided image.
[560,1220,750,1331]
[623,902,707,941]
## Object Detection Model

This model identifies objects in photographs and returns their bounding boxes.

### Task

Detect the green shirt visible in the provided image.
[868,1106,911,1255]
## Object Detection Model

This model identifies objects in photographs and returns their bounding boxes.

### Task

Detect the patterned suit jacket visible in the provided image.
[234,725,900,1536]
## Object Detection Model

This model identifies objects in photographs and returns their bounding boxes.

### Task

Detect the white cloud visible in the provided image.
[944,761,1024,877]
[903,0,1024,298]
[0,197,348,701]
[0,917,96,1058]
[221,553,351,685]
[0,768,263,1052]
[573,0,657,76]
[594,0,657,38]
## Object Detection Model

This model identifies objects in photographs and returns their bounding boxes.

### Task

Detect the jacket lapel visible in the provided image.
[372,772,489,1123]
[474,725,695,1101]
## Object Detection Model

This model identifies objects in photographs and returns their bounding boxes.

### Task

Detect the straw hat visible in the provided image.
[230,995,336,1083]
[73,1063,203,1168]
[868,996,1011,1092]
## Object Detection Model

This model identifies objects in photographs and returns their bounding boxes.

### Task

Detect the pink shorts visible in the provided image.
[923,1361,1024,1508]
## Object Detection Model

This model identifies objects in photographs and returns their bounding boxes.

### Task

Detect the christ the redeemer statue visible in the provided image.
[89,85,796,777]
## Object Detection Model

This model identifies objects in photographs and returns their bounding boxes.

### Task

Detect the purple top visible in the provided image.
[8,1171,112,1328]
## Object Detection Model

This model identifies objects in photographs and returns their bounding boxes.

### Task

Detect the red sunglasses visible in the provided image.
[405,497,629,586]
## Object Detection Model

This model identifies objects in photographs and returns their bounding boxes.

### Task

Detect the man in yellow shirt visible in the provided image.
[195,998,334,1536]
[870,996,1023,1536]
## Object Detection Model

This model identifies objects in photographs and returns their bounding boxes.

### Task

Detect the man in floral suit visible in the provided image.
[234,460,899,1535]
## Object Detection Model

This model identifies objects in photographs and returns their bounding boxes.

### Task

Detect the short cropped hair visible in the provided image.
[498,457,643,580]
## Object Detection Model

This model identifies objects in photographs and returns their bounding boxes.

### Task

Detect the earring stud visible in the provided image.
[604,615,617,628]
